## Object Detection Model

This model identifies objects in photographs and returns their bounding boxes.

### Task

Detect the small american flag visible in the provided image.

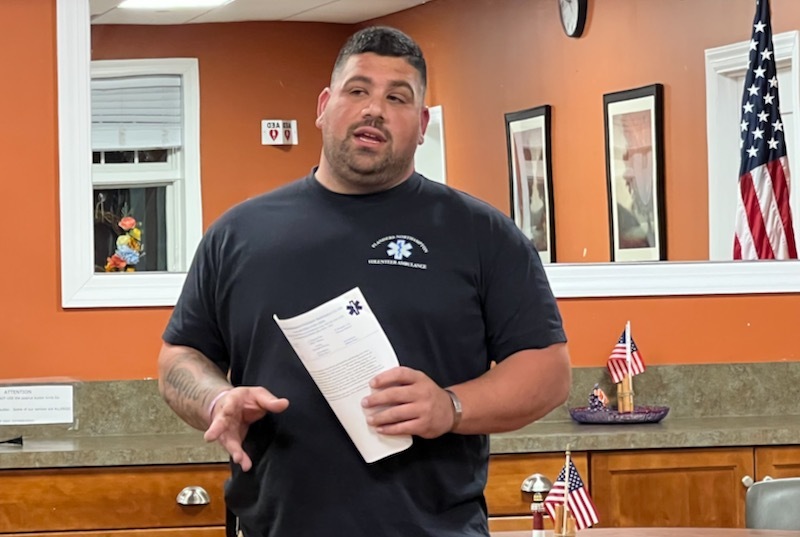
[543,460,599,530]
[734,0,798,259]
[607,329,645,384]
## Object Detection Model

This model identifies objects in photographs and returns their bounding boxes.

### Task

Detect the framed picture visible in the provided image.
[505,105,556,263]
[603,84,666,262]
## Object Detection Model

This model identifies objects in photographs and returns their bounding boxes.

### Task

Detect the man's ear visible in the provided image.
[315,88,331,129]
[417,106,431,145]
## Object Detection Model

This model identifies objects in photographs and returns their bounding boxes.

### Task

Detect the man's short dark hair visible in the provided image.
[332,26,427,94]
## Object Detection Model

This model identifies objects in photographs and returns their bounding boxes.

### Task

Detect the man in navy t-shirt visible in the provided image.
[159,25,571,537]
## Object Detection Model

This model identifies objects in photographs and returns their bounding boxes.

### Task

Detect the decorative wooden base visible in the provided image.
[616,374,634,414]
[552,504,577,537]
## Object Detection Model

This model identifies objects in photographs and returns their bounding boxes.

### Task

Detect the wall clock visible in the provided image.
[558,0,588,38]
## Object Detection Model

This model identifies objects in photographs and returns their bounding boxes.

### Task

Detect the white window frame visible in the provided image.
[705,31,800,261]
[92,59,200,276]
[92,146,183,272]
[415,105,447,184]
[58,1,202,308]
[93,149,182,182]
[59,0,800,298]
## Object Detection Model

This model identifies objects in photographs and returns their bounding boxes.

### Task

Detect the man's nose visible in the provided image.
[361,97,386,119]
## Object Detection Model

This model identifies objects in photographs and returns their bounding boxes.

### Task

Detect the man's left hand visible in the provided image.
[362,366,456,438]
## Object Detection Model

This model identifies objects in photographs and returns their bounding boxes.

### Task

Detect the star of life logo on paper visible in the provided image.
[346,300,363,316]
[368,234,428,270]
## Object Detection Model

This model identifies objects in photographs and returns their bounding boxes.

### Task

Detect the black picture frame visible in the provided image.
[603,84,666,262]
[505,105,556,263]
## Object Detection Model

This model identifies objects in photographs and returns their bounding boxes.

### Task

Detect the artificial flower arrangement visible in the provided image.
[104,214,143,272]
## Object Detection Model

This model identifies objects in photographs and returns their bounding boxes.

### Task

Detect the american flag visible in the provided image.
[543,460,599,530]
[607,329,645,384]
[734,0,798,259]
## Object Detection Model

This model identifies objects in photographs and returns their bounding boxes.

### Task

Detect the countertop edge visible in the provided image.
[2,415,799,470]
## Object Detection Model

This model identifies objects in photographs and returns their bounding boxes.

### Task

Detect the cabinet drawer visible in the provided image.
[486,453,589,516]
[0,464,228,533]
[755,445,800,479]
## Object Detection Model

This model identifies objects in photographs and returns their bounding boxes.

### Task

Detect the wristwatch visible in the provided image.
[444,388,463,431]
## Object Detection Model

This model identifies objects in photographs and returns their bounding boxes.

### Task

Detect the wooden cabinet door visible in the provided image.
[755,446,800,479]
[486,452,589,531]
[0,464,228,533]
[591,448,753,528]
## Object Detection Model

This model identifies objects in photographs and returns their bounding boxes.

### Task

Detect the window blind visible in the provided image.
[91,75,182,151]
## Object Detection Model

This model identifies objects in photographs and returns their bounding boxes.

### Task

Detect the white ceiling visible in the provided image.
[90,0,429,25]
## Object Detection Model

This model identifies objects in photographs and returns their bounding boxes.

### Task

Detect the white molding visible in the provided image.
[58,0,96,307]
[60,273,190,308]
[545,260,800,298]
[181,58,203,274]
[59,0,800,299]
[58,1,201,307]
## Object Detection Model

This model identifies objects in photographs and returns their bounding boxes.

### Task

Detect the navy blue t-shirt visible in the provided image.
[163,171,566,537]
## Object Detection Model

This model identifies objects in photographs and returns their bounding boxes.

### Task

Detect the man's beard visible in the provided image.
[322,123,415,191]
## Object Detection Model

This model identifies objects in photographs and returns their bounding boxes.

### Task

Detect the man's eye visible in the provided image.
[349,88,366,96]
[388,95,408,103]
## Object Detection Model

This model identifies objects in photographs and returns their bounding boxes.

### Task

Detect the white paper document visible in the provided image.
[0,385,74,425]
[273,287,412,463]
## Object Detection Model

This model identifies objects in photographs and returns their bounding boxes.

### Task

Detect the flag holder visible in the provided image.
[616,320,635,414]
[543,444,600,532]
[553,448,577,537]
[616,372,634,413]
[553,504,577,537]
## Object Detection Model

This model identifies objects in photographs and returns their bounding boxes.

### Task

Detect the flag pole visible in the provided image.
[625,320,634,412]
[562,447,571,536]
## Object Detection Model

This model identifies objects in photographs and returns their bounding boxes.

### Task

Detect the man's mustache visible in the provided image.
[348,120,391,141]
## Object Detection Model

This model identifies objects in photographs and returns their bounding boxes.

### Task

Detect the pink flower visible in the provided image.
[119,216,137,231]
[105,254,127,271]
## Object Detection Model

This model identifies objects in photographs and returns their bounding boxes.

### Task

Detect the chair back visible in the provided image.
[745,477,800,530]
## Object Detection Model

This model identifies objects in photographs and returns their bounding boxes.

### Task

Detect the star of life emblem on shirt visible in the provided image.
[367,234,429,270]
[386,239,413,260]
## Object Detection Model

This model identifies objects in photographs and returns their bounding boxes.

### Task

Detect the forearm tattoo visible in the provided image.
[163,351,228,428]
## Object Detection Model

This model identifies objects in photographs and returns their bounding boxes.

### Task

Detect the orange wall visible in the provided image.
[0,0,797,381]
[379,0,800,262]
[376,0,800,365]
[0,3,349,381]
[91,22,352,226]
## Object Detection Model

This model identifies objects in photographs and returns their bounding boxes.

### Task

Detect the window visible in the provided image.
[94,186,168,272]
[59,55,202,307]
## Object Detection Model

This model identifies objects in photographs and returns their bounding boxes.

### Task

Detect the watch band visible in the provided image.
[444,388,462,432]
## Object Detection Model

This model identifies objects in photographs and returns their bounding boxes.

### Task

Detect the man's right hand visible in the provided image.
[203,387,289,472]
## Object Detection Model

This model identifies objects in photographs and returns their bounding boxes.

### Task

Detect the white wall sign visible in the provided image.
[262,119,298,145]
[0,385,74,425]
